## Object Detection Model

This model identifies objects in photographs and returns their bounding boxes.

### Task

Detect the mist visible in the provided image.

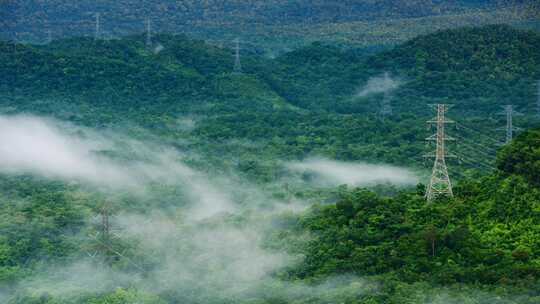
[0,116,523,303]
[0,114,306,301]
[286,157,419,187]
[0,115,132,186]
[357,72,402,97]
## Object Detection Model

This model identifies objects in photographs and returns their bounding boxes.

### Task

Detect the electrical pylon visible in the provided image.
[100,204,111,250]
[145,17,152,47]
[379,91,393,119]
[233,38,242,74]
[87,202,113,262]
[86,203,144,271]
[498,105,522,144]
[378,72,394,120]
[95,13,101,40]
[47,30,52,44]
[425,104,455,202]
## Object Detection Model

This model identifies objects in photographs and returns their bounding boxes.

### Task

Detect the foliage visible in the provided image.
[0,24,539,303]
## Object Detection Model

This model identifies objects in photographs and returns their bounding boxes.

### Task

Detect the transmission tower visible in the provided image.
[233,38,242,74]
[145,17,152,47]
[379,91,393,119]
[425,104,455,202]
[95,13,101,40]
[86,203,145,271]
[87,203,113,262]
[498,105,522,144]
[378,73,395,120]
[47,30,52,44]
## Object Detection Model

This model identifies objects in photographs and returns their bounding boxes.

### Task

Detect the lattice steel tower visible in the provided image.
[145,18,152,47]
[380,91,393,118]
[233,38,242,74]
[498,105,522,144]
[95,13,101,40]
[379,73,394,119]
[425,104,455,202]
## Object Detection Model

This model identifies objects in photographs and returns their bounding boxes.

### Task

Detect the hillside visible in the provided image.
[0,18,540,304]
[272,129,540,303]
[2,1,539,52]
[1,25,539,179]
[0,34,289,116]
[1,112,539,304]
[267,25,540,113]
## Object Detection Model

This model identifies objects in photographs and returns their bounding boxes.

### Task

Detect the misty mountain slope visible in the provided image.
[266,25,540,113]
[369,25,540,109]
[1,14,540,304]
[284,130,540,291]
[1,25,538,178]
[3,24,539,114]
[1,117,539,304]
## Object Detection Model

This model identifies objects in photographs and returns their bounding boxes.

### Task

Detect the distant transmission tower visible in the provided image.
[498,105,522,144]
[425,104,455,202]
[47,30,52,44]
[101,204,111,247]
[87,203,112,262]
[86,203,144,271]
[380,91,393,119]
[379,72,394,120]
[95,13,101,40]
[145,17,152,47]
[233,38,242,74]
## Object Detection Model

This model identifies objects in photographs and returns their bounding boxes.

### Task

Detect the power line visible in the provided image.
[456,147,496,169]
[454,133,498,155]
[458,155,497,171]
[457,123,500,145]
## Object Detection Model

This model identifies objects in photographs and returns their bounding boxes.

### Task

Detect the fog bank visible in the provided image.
[357,72,402,97]
[287,158,419,187]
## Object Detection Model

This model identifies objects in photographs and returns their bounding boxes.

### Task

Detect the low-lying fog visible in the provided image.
[0,114,470,303]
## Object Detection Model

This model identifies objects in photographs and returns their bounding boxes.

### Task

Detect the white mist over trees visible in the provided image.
[287,157,418,187]
[356,73,403,97]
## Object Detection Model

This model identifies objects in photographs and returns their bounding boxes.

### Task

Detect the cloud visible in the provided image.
[153,43,165,54]
[0,115,411,303]
[0,115,131,186]
[357,72,402,97]
[286,157,419,187]
[15,261,140,299]
[0,114,236,219]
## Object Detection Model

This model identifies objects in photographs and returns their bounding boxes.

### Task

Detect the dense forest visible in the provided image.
[2,0,539,52]
[0,22,539,303]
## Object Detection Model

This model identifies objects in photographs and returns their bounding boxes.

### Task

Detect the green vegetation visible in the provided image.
[0,24,539,303]
[4,0,540,53]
